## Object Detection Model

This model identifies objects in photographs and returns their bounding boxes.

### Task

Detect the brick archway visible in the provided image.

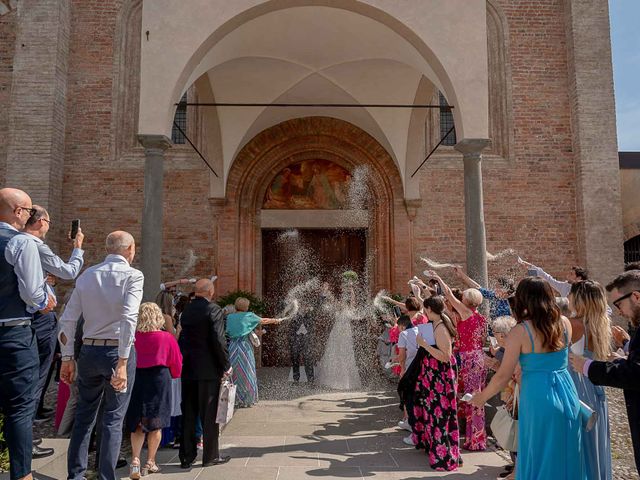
[214,116,411,296]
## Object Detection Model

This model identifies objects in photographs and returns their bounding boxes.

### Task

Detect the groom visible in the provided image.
[289,299,316,383]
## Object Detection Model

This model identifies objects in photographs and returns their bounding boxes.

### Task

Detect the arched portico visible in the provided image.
[136,0,491,299]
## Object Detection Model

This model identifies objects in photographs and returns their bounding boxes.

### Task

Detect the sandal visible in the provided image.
[141,461,161,476]
[129,462,141,480]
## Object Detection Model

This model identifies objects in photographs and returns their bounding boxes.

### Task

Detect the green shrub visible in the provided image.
[0,413,9,472]
[217,290,267,316]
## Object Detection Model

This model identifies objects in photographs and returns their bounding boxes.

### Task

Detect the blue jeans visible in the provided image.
[32,311,57,408]
[67,345,136,480]
[0,325,39,480]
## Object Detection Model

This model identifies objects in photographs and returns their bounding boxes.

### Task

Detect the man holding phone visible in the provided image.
[23,206,84,458]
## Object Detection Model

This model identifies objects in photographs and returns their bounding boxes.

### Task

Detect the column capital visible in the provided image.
[404,199,422,221]
[137,134,172,153]
[454,138,490,157]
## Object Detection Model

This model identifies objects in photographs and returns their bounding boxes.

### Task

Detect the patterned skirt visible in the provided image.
[412,351,460,471]
[457,349,487,450]
[229,336,258,407]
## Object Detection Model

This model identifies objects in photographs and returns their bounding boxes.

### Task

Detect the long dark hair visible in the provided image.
[424,296,457,339]
[513,277,564,351]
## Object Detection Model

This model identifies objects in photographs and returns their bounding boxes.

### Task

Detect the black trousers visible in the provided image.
[290,334,314,382]
[32,311,57,410]
[180,378,221,465]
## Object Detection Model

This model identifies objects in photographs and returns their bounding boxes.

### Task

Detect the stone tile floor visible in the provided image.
[4,368,637,479]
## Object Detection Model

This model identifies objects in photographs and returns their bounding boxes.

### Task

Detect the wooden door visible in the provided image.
[260,228,366,366]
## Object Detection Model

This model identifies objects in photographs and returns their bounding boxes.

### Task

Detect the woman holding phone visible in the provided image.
[412,296,460,471]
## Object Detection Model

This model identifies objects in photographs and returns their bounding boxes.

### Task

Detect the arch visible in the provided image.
[214,116,410,295]
[138,0,490,144]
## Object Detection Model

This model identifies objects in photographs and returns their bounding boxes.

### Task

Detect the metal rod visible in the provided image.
[176,102,452,110]
[410,125,455,178]
[172,121,219,178]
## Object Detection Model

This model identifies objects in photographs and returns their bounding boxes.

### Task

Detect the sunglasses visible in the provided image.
[613,291,638,311]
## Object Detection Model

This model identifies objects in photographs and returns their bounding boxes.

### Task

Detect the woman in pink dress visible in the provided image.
[426,271,487,451]
[125,303,183,478]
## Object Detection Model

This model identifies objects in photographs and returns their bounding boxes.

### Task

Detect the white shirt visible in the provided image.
[25,233,84,280]
[398,326,419,369]
[58,254,143,359]
[530,265,571,297]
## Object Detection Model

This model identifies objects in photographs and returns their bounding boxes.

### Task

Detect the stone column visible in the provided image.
[138,135,171,301]
[455,139,490,287]
[564,0,624,283]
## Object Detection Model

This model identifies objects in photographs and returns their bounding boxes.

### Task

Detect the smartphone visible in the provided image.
[70,219,80,240]
[527,268,538,277]
[392,305,402,317]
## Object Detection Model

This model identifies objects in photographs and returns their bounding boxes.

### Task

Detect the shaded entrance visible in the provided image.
[260,228,367,366]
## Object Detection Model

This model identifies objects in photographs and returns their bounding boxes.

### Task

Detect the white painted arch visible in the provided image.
[138,0,489,195]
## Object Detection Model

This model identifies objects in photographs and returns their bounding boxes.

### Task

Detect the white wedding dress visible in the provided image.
[315,309,362,390]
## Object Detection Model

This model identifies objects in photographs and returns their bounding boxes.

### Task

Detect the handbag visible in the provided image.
[216,379,237,426]
[490,384,518,452]
[249,331,261,348]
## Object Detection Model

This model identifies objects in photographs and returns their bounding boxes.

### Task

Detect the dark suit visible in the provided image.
[289,308,315,382]
[588,329,640,475]
[178,296,230,465]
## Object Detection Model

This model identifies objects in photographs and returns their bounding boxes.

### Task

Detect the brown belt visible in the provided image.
[83,338,119,346]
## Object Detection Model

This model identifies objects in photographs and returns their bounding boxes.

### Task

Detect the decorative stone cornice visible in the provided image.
[454,138,490,157]
[137,134,172,154]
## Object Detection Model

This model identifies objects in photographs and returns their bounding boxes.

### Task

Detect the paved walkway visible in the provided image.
[11,368,508,479]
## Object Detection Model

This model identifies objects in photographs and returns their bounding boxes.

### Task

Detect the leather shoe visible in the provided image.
[116,456,127,469]
[180,460,194,469]
[32,445,54,459]
[33,438,43,446]
[202,455,230,467]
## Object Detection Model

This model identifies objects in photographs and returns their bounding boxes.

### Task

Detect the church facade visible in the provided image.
[0,0,624,301]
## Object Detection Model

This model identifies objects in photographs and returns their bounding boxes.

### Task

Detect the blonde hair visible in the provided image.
[462,288,483,308]
[137,302,165,333]
[570,281,612,361]
[234,297,250,312]
[492,315,516,334]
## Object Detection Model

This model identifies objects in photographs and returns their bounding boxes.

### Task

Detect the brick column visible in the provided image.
[564,0,624,283]
[456,139,490,287]
[5,0,70,246]
[138,135,171,301]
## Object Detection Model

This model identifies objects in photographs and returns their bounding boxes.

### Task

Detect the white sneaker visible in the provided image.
[397,420,412,432]
[403,435,416,446]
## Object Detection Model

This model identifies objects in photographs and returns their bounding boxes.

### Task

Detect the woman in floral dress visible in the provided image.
[426,271,487,451]
[412,296,460,471]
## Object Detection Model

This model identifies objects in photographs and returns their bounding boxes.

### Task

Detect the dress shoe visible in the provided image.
[33,438,43,446]
[116,456,127,469]
[202,455,230,467]
[32,445,55,459]
[180,460,194,469]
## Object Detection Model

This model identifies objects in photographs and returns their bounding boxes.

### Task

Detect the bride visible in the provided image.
[315,275,362,390]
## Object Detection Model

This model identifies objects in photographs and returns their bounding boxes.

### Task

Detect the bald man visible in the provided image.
[0,188,52,480]
[58,231,143,480]
[178,278,231,469]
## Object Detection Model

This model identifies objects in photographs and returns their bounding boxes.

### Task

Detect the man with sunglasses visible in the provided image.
[0,188,54,480]
[570,270,640,475]
[23,205,85,458]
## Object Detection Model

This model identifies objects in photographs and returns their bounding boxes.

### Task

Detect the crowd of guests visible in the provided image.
[389,259,640,479]
[2,185,640,480]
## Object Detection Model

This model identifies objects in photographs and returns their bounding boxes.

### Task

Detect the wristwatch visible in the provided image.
[61,355,74,361]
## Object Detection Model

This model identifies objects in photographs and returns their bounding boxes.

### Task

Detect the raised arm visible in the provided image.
[260,317,283,325]
[425,271,473,320]
[518,258,570,297]
[453,266,480,289]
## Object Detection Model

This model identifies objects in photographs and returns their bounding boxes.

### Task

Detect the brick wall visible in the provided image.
[1,0,623,300]
[0,9,16,186]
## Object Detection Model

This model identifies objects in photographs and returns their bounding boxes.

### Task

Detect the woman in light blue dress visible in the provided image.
[471,277,586,480]
[568,281,612,480]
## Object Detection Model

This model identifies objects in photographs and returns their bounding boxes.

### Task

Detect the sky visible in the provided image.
[609,0,640,151]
